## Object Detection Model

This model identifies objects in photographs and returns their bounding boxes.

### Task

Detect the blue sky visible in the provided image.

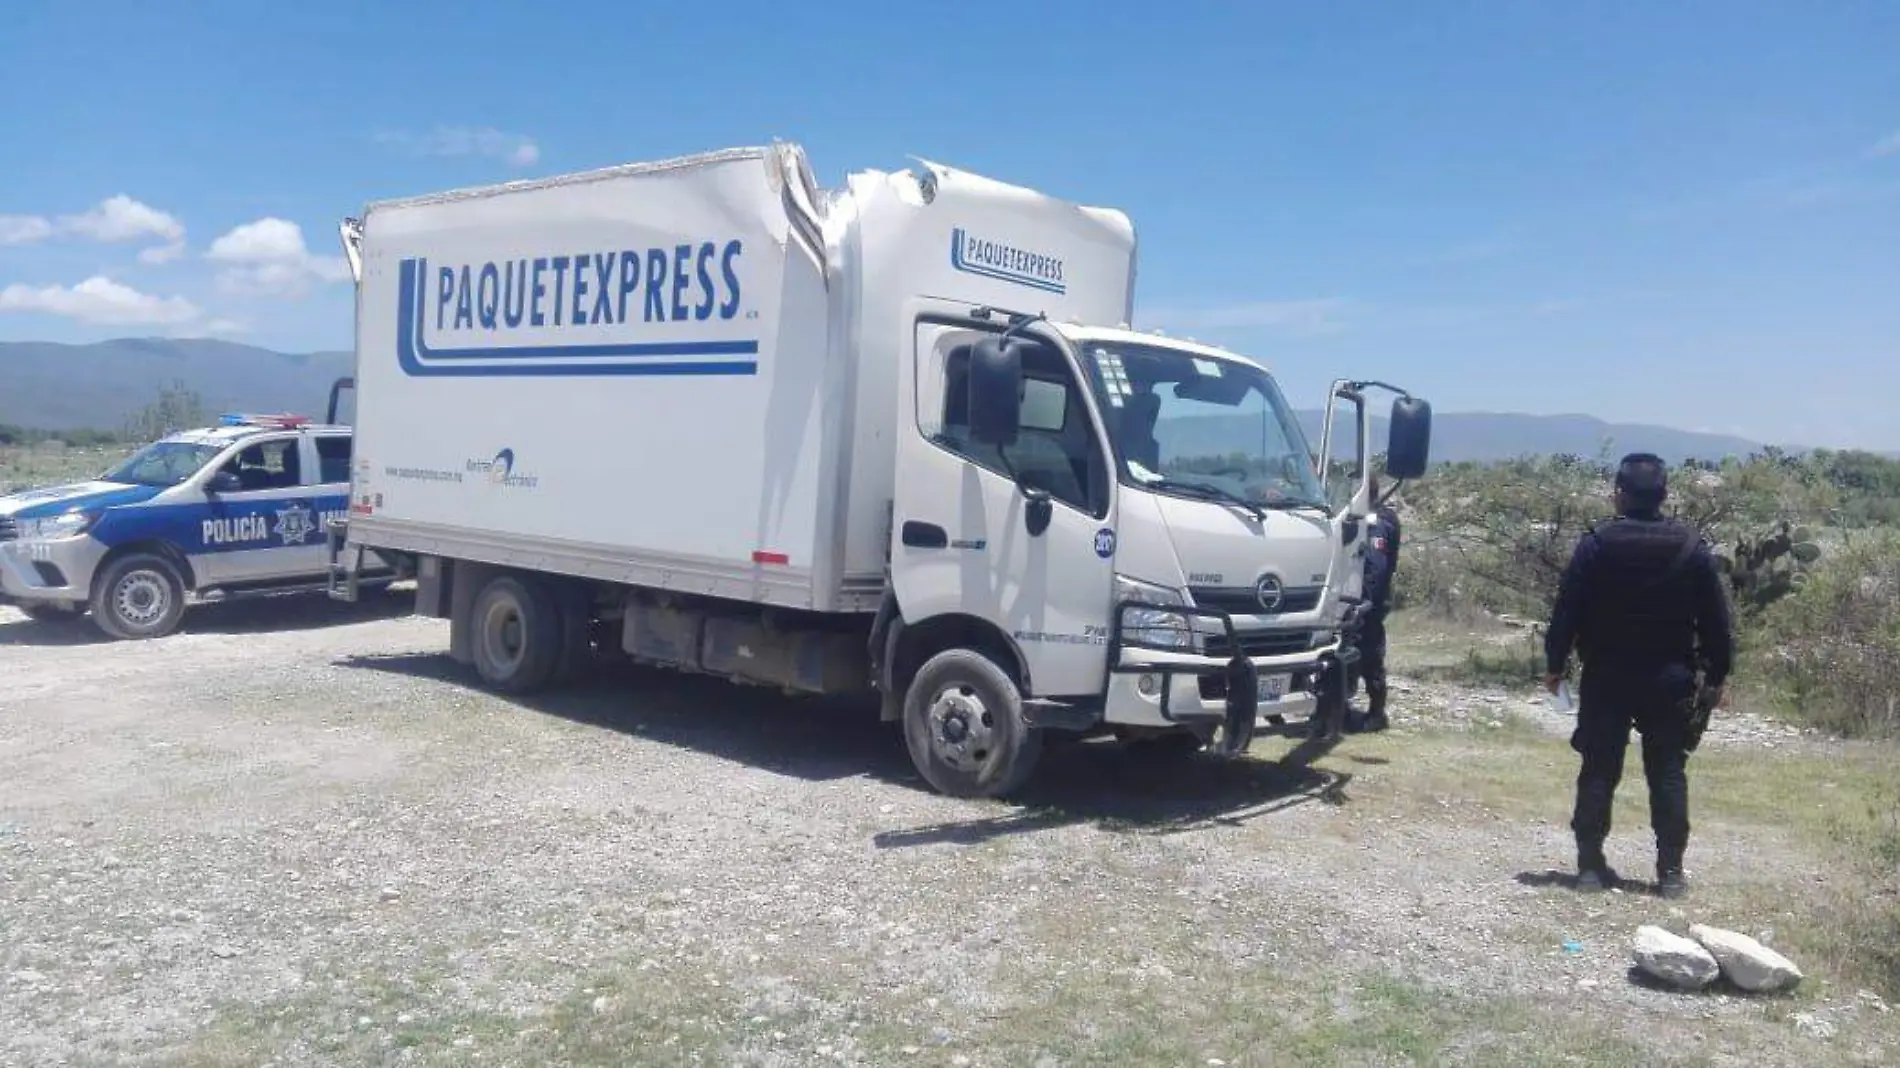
[1,1,1895,449]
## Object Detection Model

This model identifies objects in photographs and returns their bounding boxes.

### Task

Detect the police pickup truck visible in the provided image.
[0,401,395,640]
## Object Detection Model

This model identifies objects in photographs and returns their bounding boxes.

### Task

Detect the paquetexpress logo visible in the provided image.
[465,448,540,489]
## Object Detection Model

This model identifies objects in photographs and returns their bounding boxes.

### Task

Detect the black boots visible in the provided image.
[1576,841,1687,898]
[1346,683,1389,733]
[1657,844,1687,899]
[1576,843,1619,891]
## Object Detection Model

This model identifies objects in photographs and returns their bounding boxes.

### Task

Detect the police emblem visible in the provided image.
[274,504,317,546]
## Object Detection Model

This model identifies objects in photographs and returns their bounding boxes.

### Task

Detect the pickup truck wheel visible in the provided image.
[469,574,562,693]
[902,648,1043,799]
[90,553,186,640]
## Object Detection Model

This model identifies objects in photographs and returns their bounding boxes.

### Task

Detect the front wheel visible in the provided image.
[902,648,1043,799]
[90,553,187,640]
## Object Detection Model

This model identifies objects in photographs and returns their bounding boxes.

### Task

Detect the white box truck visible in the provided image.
[327,143,1431,798]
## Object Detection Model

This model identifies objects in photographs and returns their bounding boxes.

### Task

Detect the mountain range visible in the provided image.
[0,337,1853,462]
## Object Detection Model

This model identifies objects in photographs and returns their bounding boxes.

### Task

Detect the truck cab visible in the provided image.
[0,391,394,639]
[882,306,1429,794]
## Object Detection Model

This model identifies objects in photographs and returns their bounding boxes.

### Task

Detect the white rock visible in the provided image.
[1689,924,1803,992]
[1632,924,1719,989]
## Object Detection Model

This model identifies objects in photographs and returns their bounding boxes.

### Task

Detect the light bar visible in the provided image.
[218,412,312,428]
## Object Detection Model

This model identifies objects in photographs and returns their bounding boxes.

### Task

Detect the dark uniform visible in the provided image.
[1542,454,1734,898]
[1350,500,1401,731]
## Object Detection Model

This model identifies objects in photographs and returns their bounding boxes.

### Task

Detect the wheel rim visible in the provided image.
[925,682,997,773]
[113,570,171,629]
[479,595,527,675]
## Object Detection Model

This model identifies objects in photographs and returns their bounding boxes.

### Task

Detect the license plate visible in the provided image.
[1257,672,1291,702]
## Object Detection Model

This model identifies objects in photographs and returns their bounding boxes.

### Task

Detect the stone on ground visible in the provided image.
[1632,924,1720,990]
[1689,923,1804,993]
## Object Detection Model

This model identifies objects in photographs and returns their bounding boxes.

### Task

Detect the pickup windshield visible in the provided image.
[101,441,225,487]
[1076,339,1328,511]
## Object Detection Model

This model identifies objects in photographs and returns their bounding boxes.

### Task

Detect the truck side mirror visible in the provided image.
[205,470,242,495]
[1384,395,1432,479]
[967,336,1024,447]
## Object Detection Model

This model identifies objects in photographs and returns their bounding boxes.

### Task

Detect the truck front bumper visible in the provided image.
[0,534,105,609]
[1100,599,1356,734]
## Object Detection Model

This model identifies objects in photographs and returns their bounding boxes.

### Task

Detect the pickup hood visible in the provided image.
[1141,491,1341,617]
[0,480,162,521]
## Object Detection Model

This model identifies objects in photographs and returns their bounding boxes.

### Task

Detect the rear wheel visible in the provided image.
[469,574,563,694]
[902,647,1043,799]
[90,553,187,640]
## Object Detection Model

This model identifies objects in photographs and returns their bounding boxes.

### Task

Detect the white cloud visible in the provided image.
[205,217,351,297]
[0,214,55,246]
[0,196,188,262]
[139,241,187,265]
[376,125,541,167]
[0,276,201,326]
[58,195,185,245]
[1144,298,1352,336]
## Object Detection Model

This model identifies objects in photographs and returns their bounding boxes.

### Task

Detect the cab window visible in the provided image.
[315,435,352,484]
[932,341,1112,518]
[219,438,302,491]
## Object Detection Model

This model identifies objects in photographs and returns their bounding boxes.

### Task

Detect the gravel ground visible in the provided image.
[1,597,1892,1067]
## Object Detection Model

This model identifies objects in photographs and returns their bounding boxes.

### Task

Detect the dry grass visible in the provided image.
[0,442,132,493]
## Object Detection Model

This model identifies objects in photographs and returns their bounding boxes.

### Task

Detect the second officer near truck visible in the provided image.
[1348,474,1401,733]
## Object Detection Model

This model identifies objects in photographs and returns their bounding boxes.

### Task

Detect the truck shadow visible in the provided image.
[0,590,415,647]
[336,651,1356,840]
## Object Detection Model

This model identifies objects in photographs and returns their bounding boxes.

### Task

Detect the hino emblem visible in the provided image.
[1254,573,1285,612]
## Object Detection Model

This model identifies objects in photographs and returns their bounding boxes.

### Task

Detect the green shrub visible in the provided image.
[1752,531,1900,738]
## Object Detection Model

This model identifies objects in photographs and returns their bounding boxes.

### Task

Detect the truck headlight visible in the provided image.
[1115,574,1195,650]
[16,509,98,541]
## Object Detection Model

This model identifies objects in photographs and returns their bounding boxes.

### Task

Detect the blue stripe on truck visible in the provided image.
[394,258,760,378]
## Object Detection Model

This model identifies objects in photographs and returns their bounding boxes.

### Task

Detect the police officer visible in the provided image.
[1349,474,1402,732]
[1542,453,1734,899]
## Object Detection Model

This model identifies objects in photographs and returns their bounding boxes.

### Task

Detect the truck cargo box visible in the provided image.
[343,144,1137,613]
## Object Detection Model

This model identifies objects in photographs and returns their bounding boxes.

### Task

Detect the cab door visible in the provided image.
[890,308,1120,698]
[194,433,324,584]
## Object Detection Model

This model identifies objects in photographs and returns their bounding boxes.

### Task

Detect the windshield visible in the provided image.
[102,440,225,487]
[1076,340,1328,510]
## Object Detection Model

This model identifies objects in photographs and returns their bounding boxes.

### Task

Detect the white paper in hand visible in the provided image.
[1550,680,1576,715]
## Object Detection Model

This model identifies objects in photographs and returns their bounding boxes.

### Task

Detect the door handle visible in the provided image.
[900,520,949,549]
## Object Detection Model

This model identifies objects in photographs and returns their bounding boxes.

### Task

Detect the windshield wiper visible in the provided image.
[1145,477,1268,521]
[1258,497,1330,513]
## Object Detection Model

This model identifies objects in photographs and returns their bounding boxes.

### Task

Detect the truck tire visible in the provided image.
[469,573,563,694]
[90,553,187,641]
[902,647,1043,799]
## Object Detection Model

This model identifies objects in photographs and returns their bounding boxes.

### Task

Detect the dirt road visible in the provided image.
[1,598,1890,1066]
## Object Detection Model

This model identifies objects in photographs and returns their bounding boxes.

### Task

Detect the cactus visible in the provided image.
[1716,520,1824,614]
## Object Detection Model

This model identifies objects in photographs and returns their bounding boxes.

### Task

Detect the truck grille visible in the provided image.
[0,517,16,542]
[1189,584,1322,617]
[1203,630,1314,659]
